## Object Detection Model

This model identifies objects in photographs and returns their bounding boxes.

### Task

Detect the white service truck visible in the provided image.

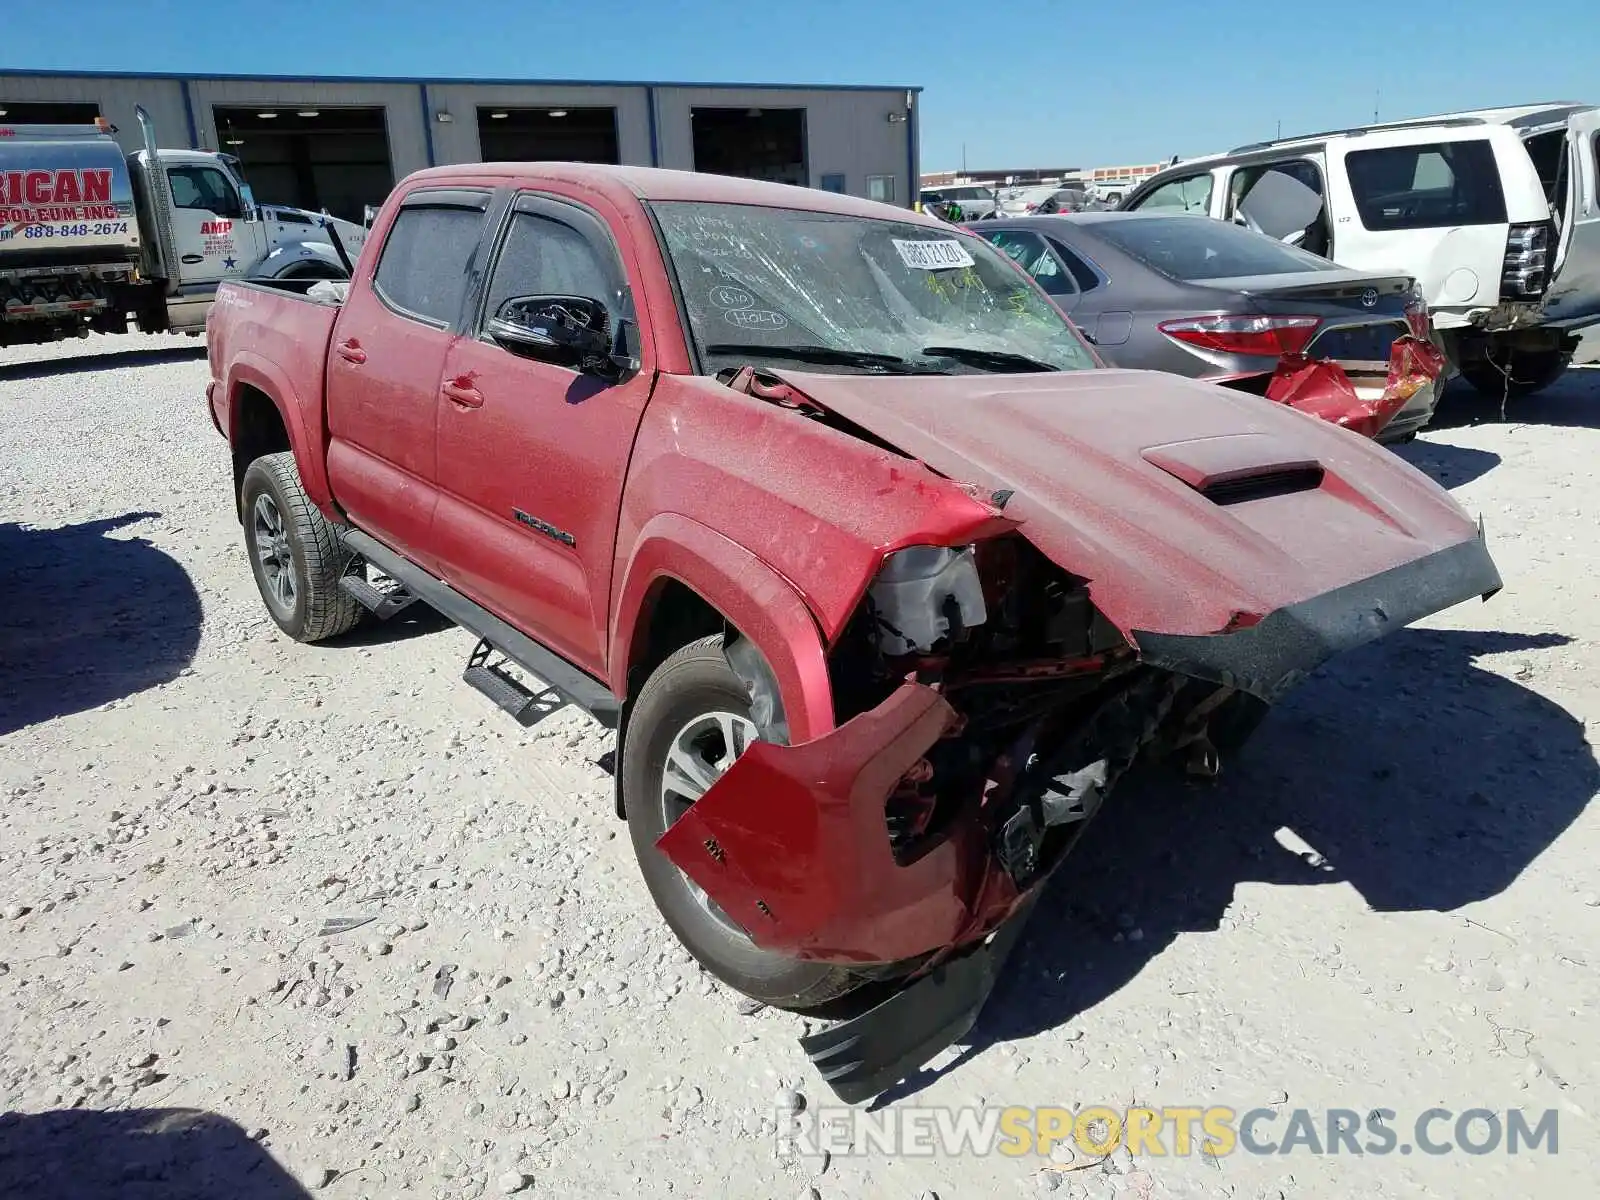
[0,105,369,348]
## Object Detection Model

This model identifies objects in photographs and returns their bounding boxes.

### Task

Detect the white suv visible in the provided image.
[1119,103,1600,398]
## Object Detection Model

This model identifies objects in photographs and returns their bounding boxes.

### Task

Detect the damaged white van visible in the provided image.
[1119,103,1600,399]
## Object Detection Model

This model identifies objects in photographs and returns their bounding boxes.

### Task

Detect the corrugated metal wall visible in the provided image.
[653,86,913,202]
[0,75,191,153]
[1,74,916,205]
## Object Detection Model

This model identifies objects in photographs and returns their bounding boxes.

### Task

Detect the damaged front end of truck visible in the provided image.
[656,368,1503,1103]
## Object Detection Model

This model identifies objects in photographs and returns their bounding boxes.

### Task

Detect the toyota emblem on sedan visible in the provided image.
[1360,288,1379,308]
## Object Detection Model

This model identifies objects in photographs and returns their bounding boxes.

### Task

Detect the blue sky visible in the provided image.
[5,0,1596,171]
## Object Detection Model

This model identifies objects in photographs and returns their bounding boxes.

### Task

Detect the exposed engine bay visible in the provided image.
[828,534,1242,890]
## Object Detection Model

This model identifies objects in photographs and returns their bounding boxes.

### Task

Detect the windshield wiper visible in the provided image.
[703,343,943,374]
[921,345,1058,373]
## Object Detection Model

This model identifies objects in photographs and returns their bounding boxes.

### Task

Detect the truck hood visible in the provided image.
[772,367,1491,644]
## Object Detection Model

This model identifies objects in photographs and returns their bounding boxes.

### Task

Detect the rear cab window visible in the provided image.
[1344,140,1507,231]
[372,192,491,326]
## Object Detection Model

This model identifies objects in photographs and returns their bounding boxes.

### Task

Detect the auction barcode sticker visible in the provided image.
[892,238,975,270]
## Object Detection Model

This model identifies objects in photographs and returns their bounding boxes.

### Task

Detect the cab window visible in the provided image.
[167,166,241,217]
[1130,173,1213,215]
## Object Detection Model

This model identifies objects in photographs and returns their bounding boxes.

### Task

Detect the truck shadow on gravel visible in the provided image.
[0,345,208,383]
[882,626,1595,1103]
[0,1107,312,1199]
[0,514,202,736]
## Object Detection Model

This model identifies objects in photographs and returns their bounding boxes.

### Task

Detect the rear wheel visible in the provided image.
[623,636,859,1010]
[240,452,363,643]
[1460,348,1570,400]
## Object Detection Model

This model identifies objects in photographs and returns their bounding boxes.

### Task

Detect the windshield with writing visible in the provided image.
[650,201,1097,375]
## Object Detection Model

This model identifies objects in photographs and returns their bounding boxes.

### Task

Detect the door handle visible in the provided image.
[442,378,484,408]
[336,338,367,365]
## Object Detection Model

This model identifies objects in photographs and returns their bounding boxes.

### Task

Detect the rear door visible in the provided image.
[430,192,656,676]
[1324,128,1519,321]
[1223,155,1335,259]
[325,187,493,567]
[1546,108,1600,353]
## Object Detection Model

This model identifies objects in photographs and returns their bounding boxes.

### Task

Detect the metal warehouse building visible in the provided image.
[0,70,921,222]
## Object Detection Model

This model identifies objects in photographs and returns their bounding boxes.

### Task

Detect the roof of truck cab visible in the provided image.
[399,162,946,224]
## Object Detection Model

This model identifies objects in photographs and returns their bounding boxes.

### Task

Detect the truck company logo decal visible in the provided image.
[513,509,577,547]
[200,220,233,236]
[1,170,126,231]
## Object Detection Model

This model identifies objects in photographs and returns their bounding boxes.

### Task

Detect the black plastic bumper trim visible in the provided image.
[800,894,1040,1105]
[1131,529,1502,703]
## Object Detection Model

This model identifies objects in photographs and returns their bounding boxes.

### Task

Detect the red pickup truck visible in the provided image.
[206,164,1501,1101]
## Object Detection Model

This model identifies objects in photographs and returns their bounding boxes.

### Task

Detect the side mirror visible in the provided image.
[363,204,379,230]
[487,295,632,379]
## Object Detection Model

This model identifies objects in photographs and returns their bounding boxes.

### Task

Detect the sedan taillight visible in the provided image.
[1158,314,1321,358]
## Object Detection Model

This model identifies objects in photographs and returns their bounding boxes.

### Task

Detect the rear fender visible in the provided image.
[656,681,1023,964]
[610,512,838,747]
[226,353,335,516]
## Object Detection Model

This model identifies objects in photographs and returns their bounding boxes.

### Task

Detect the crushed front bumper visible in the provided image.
[1132,527,1502,703]
[659,526,1500,1102]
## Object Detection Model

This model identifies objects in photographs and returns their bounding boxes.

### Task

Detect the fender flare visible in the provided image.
[610,512,838,749]
[249,241,349,280]
[225,351,336,515]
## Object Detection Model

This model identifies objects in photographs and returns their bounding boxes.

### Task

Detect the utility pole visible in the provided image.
[1275,118,1282,140]
[961,142,967,176]
[1374,88,1381,123]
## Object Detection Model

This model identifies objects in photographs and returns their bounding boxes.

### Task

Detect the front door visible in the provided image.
[431,193,655,676]
[324,187,494,566]
[164,160,253,288]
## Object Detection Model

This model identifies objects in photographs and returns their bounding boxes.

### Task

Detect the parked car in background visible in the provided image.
[970,211,1444,442]
[1118,103,1600,398]
[919,183,1000,219]
[999,183,1063,215]
[1033,187,1107,215]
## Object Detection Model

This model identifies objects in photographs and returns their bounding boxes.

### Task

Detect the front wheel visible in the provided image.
[239,452,363,642]
[622,636,859,1010]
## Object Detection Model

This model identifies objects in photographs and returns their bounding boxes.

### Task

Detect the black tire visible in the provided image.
[1460,350,1570,400]
[240,452,363,643]
[623,636,859,1010]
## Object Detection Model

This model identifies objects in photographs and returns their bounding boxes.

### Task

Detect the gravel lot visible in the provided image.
[1,333,1597,1199]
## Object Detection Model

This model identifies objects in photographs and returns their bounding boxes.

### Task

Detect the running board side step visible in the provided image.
[339,573,419,620]
[463,640,564,727]
[339,529,620,728]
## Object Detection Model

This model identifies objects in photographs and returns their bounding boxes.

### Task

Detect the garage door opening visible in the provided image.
[691,108,807,186]
[0,101,101,125]
[477,107,619,163]
[213,106,393,223]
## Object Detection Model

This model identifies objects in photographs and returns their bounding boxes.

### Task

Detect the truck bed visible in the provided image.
[207,279,342,512]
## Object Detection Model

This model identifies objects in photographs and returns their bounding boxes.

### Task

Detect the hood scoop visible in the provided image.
[1142,434,1325,506]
